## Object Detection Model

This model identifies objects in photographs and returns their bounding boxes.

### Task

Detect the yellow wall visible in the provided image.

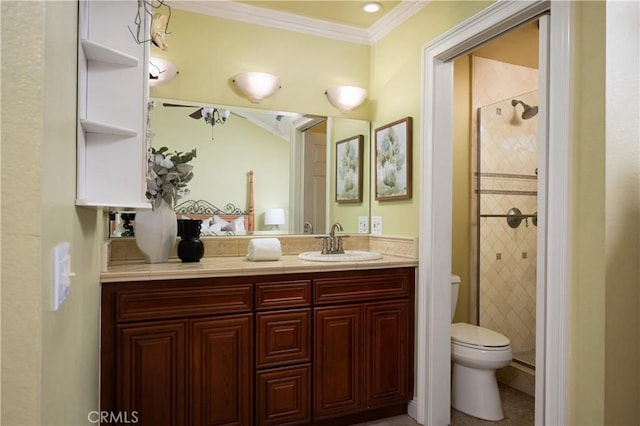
[150,9,371,120]
[368,1,492,237]
[3,1,639,425]
[452,56,472,323]
[2,1,102,425]
[570,2,607,424]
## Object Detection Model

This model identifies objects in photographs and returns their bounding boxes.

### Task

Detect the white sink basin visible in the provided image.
[297,250,383,262]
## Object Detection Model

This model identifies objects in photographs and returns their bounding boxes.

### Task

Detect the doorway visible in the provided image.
[415,2,572,426]
[290,116,327,234]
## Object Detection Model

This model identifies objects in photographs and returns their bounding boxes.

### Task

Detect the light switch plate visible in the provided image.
[358,216,369,233]
[371,216,383,235]
[52,242,71,310]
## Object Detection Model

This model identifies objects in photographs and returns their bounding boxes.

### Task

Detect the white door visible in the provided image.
[303,124,327,234]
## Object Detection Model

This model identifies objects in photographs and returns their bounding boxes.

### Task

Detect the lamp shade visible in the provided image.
[233,72,281,103]
[325,86,367,113]
[149,57,178,87]
[264,208,285,226]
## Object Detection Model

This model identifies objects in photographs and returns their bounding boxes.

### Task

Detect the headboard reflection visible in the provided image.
[174,199,255,233]
[174,170,255,235]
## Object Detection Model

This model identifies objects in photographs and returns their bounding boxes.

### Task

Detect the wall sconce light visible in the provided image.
[149,57,178,87]
[264,208,286,230]
[233,72,281,103]
[325,86,367,113]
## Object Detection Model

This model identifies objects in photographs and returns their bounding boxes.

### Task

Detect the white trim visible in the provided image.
[369,1,430,44]
[172,0,425,45]
[417,1,570,425]
[535,13,550,426]
[542,3,572,425]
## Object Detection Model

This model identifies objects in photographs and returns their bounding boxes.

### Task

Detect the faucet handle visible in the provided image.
[315,235,329,254]
[335,235,347,254]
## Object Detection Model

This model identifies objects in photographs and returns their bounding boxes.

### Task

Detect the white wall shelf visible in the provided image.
[80,119,137,137]
[80,38,138,67]
[77,0,149,209]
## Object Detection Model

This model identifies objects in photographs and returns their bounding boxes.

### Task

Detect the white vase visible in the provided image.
[135,199,177,263]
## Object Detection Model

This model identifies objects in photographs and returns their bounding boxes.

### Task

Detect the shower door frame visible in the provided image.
[475,91,540,369]
[414,1,571,426]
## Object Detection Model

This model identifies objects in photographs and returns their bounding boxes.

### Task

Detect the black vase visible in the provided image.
[177,219,204,263]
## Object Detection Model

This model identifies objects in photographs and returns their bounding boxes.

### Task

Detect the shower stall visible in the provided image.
[475,90,538,369]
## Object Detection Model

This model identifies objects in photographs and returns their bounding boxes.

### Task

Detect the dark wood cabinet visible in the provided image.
[365,301,410,408]
[191,315,253,426]
[101,268,414,426]
[314,305,364,419]
[256,364,311,425]
[255,280,312,426]
[116,321,187,426]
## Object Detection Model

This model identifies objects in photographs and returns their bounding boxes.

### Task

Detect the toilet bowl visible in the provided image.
[451,275,512,421]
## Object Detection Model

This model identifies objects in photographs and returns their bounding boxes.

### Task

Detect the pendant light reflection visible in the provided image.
[233,72,281,103]
[201,107,230,126]
[325,86,367,113]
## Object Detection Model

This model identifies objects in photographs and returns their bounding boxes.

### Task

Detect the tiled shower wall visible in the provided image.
[472,57,538,359]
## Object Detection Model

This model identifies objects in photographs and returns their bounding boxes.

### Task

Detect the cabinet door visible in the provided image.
[365,301,410,408]
[191,314,253,426]
[314,305,363,419]
[117,321,187,426]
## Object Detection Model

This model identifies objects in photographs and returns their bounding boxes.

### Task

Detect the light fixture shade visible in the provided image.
[264,208,286,226]
[233,72,281,103]
[149,57,178,87]
[325,86,367,113]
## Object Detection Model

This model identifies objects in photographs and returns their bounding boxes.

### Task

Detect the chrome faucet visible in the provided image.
[316,222,349,254]
[328,222,345,254]
[303,221,313,234]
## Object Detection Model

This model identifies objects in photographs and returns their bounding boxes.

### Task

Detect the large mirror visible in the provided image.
[109,97,371,237]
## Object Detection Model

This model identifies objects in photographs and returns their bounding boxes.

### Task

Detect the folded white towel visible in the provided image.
[247,238,282,261]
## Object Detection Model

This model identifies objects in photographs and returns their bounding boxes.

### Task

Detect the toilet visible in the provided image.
[450,275,512,421]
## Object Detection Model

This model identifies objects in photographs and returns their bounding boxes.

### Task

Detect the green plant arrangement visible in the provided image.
[145,146,197,209]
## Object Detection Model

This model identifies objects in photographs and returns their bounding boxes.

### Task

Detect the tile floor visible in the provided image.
[358,384,535,426]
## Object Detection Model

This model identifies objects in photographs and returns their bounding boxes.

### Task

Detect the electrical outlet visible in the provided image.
[52,242,72,311]
[371,216,383,235]
[358,216,369,233]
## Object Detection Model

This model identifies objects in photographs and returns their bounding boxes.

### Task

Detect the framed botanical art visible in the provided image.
[335,134,364,203]
[375,116,413,200]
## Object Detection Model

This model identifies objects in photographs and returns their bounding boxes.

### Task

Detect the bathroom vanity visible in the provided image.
[100,254,416,426]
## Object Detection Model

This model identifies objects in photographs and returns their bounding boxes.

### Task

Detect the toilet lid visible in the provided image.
[451,323,510,350]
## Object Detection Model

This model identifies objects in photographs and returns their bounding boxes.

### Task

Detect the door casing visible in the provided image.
[412,1,571,425]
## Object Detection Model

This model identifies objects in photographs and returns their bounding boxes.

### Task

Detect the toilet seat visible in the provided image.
[451,323,510,351]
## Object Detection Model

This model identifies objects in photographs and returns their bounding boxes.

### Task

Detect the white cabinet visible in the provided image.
[77,0,149,208]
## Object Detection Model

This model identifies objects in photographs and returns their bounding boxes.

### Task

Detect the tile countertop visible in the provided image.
[101,254,418,283]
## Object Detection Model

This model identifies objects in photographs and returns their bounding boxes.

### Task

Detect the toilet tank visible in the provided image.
[451,274,461,322]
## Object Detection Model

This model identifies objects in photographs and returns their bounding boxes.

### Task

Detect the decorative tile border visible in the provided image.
[106,233,416,264]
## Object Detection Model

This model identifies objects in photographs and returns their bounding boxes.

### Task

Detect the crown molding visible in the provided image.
[369,1,430,43]
[172,0,426,45]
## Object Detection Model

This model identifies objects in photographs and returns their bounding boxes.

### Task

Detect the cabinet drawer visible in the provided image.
[116,284,253,322]
[314,270,411,305]
[256,364,311,426]
[255,281,311,310]
[257,309,311,368]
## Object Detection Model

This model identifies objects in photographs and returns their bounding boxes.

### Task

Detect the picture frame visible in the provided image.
[375,117,413,201]
[335,134,364,203]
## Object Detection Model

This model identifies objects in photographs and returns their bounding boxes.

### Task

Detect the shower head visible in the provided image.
[511,99,539,120]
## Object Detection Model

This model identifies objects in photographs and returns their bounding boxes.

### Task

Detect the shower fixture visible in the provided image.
[511,99,538,120]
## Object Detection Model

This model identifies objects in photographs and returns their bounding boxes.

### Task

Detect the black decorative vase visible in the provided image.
[177,219,204,263]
